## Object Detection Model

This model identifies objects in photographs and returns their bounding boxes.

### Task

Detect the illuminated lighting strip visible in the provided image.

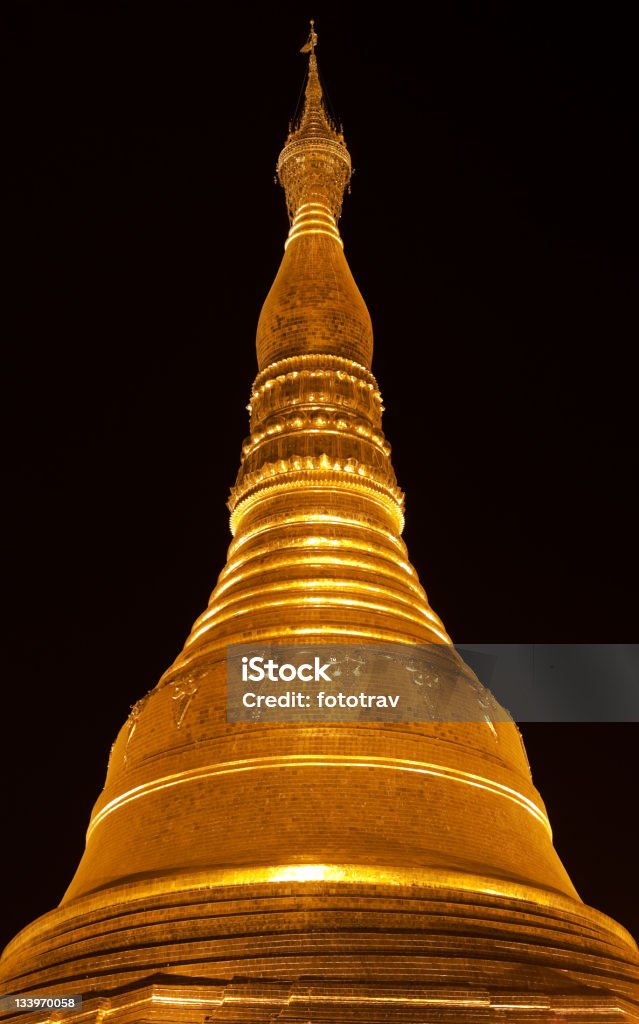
[491,1005,548,1011]
[216,556,418,601]
[92,997,152,1017]
[58,994,225,1017]
[488,1005,623,1014]
[215,556,421,597]
[550,1010,624,1016]
[217,557,419,589]
[285,228,344,249]
[288,220,341,238]
[249,402,383,429]
[233,460,403,504]
[230,508,405,556]
[158,994,485,1008]
[185,594,444,647]
[229,495,401,536]
[213,561,417,606]
[230,479,405,536]
[251,372,381,403]
[252,353,378,391]
[24,989,630,1016]
[288,205,338,219]
[289,215,340,229]
[306,996,485,1006]
[247,416,384,443]
[297,201,333,212]
[218,553,420,595]
[211,561,429,607]
[87,754,549,838]
[231,480,403,521]
[295,205,335,214]
[152,996,223,1006]
[214,548,423,600]
[222,534,414,579]
[230,513,407,554]
[289,212,338,224]
[243,427,391,459]
[253,370,378,395]
[176,624,453,672]
[190,582,440,641]
[41,993,627,1015]
[292,204,338,224]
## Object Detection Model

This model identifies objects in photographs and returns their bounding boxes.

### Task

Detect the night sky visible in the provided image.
[3,3,637,952]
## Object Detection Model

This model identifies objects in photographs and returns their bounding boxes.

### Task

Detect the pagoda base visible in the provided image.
[1,876,638,1022]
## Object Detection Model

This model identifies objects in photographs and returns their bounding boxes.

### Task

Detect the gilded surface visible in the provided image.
[1,28,637,1022]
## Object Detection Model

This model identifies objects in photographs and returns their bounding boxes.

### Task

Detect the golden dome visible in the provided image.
[256,229,374,370]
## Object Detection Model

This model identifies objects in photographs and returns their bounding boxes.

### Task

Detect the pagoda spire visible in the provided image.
[296,20,334,133]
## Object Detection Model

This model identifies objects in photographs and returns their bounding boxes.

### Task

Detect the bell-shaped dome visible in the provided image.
[256,227,374,369]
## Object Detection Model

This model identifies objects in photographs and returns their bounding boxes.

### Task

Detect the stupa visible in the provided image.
[1,25,638,1023]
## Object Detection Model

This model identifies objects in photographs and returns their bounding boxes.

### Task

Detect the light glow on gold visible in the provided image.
[185,594,446,647]
[87,753,550,839]
[229,477,405,535]
[220,534,414,580]
[228,512,408,554]
[285,228,344,249]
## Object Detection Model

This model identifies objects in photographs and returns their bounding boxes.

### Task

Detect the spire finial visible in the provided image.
[296,19,330,132]
[300,19,318,55]
[277,21,351,224]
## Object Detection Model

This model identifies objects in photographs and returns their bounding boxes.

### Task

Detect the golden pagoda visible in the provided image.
[2,26,638,1023]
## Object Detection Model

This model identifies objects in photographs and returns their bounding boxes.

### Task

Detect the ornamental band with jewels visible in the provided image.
[1,24,638,1023]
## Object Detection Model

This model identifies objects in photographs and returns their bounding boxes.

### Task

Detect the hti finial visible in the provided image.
[300,19,318,54]
[278,17,350,223]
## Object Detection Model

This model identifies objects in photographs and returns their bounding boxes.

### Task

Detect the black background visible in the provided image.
[2,1,637,951]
